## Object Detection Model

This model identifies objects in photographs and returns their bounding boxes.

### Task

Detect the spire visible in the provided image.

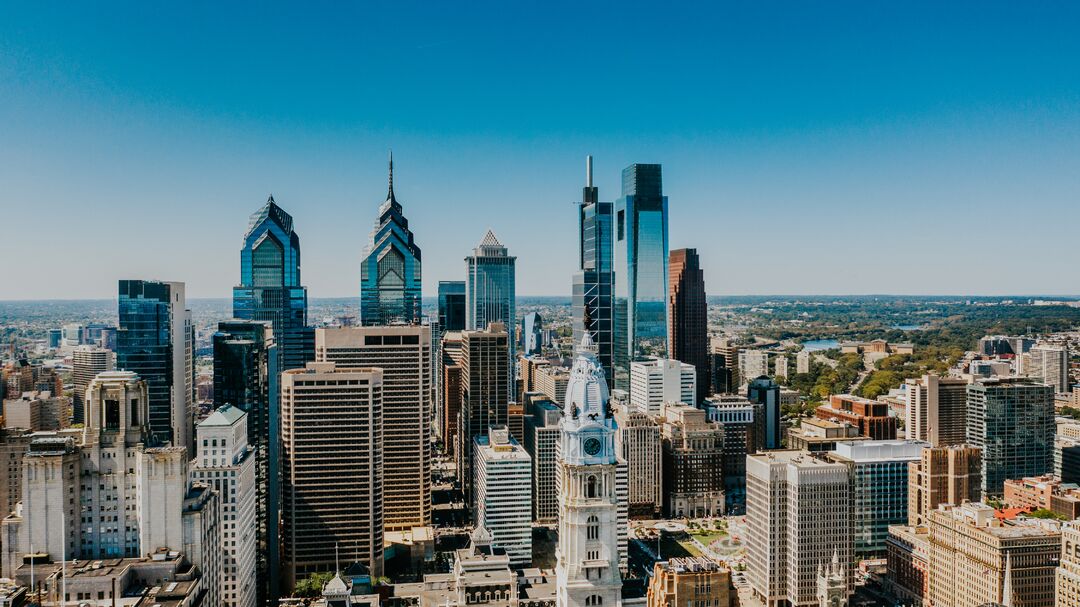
[586,155,593,187]
[1002,551,1014,607]
[267,193,275,205]
[386,150,396,203]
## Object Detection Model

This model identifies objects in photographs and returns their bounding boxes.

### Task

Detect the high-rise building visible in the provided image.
[613,163,669,390]
[646,557,738,607]
[438,281,467,332]
[746,376,781,451]
[116,279,194,453]
[710,337,740,393]
[524,400,563,524]
[738,350,770,384]
[522,312,543,356]
[774,355,788,380]
[906,374,969,447]
[612,401,663,518]
[966,377,1054,496]
[465,231,516,394]
[629,358,695,417]
[1058,521,1080,606]
[1024,343,1070,393]
[907,445,982,527]
[555,334,623,607]
[360,155,423,326]
[1,391,67,432]
[660,403,725,518]
[280,362,383,590]
[232,196,313,373]
[705,395,754,514]
[796,350,811,375]
[534,364,570,406]
[316,326,431,531]
[193,406,257,607]
[457,323,511,504]
[473,425,532,566]
[572,156,615,389]
[828,441,925,560]
[72,345,114,425]
[668,248,709,404]
[746,451,852,607]
[441,332,464,457]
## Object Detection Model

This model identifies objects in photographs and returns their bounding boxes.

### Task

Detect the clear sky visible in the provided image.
[2,2,1078,300]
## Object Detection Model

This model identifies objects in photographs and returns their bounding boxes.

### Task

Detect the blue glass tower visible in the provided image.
[572,156,615,388]
[438,281,467,332]
[613,163,669,389]
[360,154,422,325]
[465,230,516,391]
[233,196,313,372]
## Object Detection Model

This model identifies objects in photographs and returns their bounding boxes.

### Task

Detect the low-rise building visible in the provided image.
[886,524,930,606]
[646,557,737,607]
[786,417,866,453]
[1003,475,1080,520]
[816,394,897,440]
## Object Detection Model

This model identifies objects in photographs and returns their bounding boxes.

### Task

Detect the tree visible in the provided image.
[293,572,335,598]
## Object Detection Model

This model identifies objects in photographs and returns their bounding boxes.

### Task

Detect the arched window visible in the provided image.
[587,475,598,498]
[587,515,600,540]
[585,595,603,606]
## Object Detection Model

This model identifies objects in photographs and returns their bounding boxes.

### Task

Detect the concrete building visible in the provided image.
[816,394,897,440]
[905,374,969,447]
[458,323,511,505]
[840,340,914,359]
[786,417,865,453]
[907,444,982,527]
[473,426,532,566]
[523,400,563,524]
[612,401,663,518]
[738,350,769,384]
[280,362,384,590]
[1023,343,1070,393]
[773,355,788,380]
[316,325,431,531]
[796,350,810,375]
[1058,521,1080,607]
[1003,475,1080,520]
[746,451,852,607]
[660,403,725,518]
[629,358,695,417]
[2,391,67,432]
[705,395,753,514]
[535,365,571,406]
[193,406,257,607]
[886,524,931,606]
[71,345,114,425]
[966,377,1055,496]
[182,482,223,607]
[646,557,737,607]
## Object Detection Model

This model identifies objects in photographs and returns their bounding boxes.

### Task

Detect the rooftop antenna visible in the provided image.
[586,155,593,188]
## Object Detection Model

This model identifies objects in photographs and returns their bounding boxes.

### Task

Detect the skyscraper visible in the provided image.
[668,248,709,404]
[747,376,781,451]
[522,311,543,356]
[360,154,423,326]
[473,425,532,566]
[613,163,669,389]
[116,279,194,453]
[233,196,312,372]
[1024,343,1070,393]
[572,155,615,388]
[966,377,1055,496]
[907,445,982,527]
[438,281,467,332]
[629,358,696,417]
[72,345,114,425]
[905,374,969,447]
[457,323,511,504]
[465,231,516,393]
[612,400,663,518]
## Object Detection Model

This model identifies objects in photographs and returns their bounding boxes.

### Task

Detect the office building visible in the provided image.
[522,312,543,357]
[117,279,194,453]
[1003,475,1080,520]
[1058,522,1080,607]
[1057,436,1080,484]
[646,557,737,607]
[886,524,931,606]
[661,403,725,518]
[457,323,511,504]
[796,350,810,374]
[473,426,532,566]
[233,195,313,373]
[360,155,423,326]
[966,377,1055,496]
[280,362,384,590]
[828,441,925,559]
[773,355,788,379]
[815,394,897,440]
[746,376,781,451]
[613,163,669,390]
[572,156,615,389]
[705,395,754,513]
[710,337,740,393]
[441,332,463,456]
[535,364,571,406]
[738,350,769,384]
[1024,344,1070,393]
[979,335,1035,358]
[2,392,66,432]
[438,281,467,332]
[629,358,695,417]
[746,451,852,607]
[612,401,663,518]
[668,248,709,404]
[71,345,114,425]
[907,445,982,527]
[786,417,865,453]
[523,400,563,524]
[465,230,516,393]
[906,374,969,446]
[194,406,257,607]
[316,326,431,530]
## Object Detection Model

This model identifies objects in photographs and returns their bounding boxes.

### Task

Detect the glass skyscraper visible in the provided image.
[572,155,615,388]
[613,163,669,389]
[438,280,467,332]
[465,230,516,391]
[360,154,422,325]
[233,195,313,372]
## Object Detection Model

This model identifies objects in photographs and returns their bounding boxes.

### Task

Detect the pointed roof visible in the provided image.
[386,150,396,205]
[1002,550,1013,607]
[245,195,294,239]
[479,229,502,248]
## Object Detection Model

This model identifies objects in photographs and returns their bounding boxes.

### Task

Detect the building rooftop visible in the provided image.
[199,404,246,427]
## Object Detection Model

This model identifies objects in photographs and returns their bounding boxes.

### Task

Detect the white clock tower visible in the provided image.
[556,334,622,607]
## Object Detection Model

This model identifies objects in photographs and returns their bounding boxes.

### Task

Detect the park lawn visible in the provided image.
[657,534,702,558]
[689,530,727,546]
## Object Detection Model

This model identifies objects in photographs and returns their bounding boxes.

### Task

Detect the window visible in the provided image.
[586,596,603,606]
[587,515,600,540]
[587,475,598,498]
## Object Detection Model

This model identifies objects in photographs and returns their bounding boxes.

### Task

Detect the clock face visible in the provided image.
[583,437,602,456]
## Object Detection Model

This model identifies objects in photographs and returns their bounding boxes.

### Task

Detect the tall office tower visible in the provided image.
[746,451,852,607]
[280,362,384,590]
[629,358,695,417]
[1024,343,1070,393]
[457,323,510,503]
[2,391,67,432]
[928,502,1061,607]
[233,196,313,373]
[774,356,788,379]
[906,374,969,446]
[438,281,467,332]
[465,230,516,394]
[612,401,663,518]
[555,334,623,607]
[523,400,563,524]
[1059,522,1080,606]
[72,345,114,425]
[613,163,669,390]
[535,364,571,405]
[441,332,464,456]
[796,350,810,374]
[907,445,982,527]
[194,406,257,607]
[117,279,194,453]
[360,155,422,326]
[738,350,770,383]
[573,156,615,389]
[827,441,925,560]
[647,557,738,607]
[706,395,754,514]
[212,319,278,606]
[967,377,1054,497]
[522,312,543,356]
[746,376,781,451]
[668,248,709,404]
[710,337,740,390]
[473,425,532,566]
[660,403,726,518]
[316,326,431,530]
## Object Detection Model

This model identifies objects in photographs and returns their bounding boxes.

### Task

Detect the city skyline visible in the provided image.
[2,3,1079,300]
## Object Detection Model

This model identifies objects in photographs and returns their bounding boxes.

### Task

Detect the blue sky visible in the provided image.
[2,2,1078,299]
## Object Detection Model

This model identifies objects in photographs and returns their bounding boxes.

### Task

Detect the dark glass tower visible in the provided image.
[613,163,669,389]
[360,154,422,325]
[668,248,709,403]
[233,196,313,372]
[438,281,467,331]
[213,320,280,606]
[465,231,516,394]
[572,156,615,388]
